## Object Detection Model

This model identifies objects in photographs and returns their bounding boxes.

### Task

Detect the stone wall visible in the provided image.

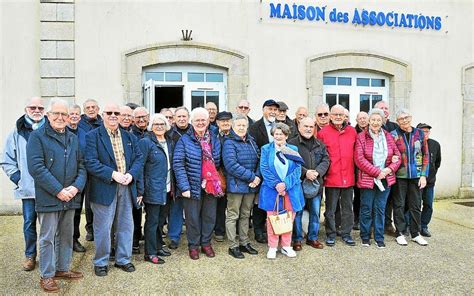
[460,64,474,198]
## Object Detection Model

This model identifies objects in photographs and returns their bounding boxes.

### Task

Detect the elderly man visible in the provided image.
[119,105,134,132]
[214,111,233,242]
[1,97,46,271]
[85,103,144,276]
[317,104,357,247]
[160,108,175,127]
[78,99,102,242]
[27,98,87,293]
[355,111,369,133]
[235,99,254,125]
[276,101,297,138]
[416,123,441,237]
[248,99,280,243]
[206,101,218,128]
[314,103,330,134]
[67,104,87,252]
[391,109,429,246]
[294,106,308,126]
[289,117,329,250]
[374,100,399,234]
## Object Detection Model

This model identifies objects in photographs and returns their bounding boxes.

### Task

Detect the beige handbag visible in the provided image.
[268,194,293,235]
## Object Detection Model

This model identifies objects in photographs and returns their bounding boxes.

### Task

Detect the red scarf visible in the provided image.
[195,130,224,197]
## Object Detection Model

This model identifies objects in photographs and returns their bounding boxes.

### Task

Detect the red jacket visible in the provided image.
[317,123,357,188]
[354,130,401,189]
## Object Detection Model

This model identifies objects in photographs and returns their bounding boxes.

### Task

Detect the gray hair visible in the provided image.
[48,97,69,112]
[232,114,249,126]
[133,106,149,116]
[395,108,411,119]
[368,108,385,119]
[271,122,291,137]
[330,104,345,113]
[70,104,81,112]
[174,106,190,116]
[83,99,98,108]
[190,107,209,121]
[148,113,171,132]
[315,102,329,111]
[374,100,388,109]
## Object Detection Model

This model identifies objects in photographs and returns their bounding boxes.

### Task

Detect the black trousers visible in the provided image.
[84,183,94,235]
[324,187,354,239]
[73,190,85,240]
[353,187,360,223]
[132,207,143,243]
[214,195,227,236]
[385,190,394,227]
[392,178,422,237]
[252,204,267,237]
[144,202,168,255]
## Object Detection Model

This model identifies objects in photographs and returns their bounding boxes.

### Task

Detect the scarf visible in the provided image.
[196,130,224,197]
[25,116,45,130]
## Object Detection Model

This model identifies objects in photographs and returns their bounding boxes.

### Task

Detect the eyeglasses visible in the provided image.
[152,123,166,127]
[135,115,149,121]
[104,111,120,116]
[317,112,329,117]
[165,116,173,119]
[48,112,69,118]
[238,106,249,110]
[397,115,411,122]
[120,114,133,118]
[332,113,345,117]
[27,106,45,111]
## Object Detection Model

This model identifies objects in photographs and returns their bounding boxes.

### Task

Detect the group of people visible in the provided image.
[1,96,441,293]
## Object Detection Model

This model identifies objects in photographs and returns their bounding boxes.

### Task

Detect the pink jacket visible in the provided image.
[354,130,401,189]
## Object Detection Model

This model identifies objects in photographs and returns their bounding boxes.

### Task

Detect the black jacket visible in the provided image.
[427,138,441,186]
[276,116,298,139]
[383,119,399,132]
[248,117,270,148]
[288,134,330,195]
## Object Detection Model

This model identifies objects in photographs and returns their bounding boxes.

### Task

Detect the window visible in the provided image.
[206,73,223,82]
[323,77,337,85]
[338,77,352,86]
[326,94,349,110]
[191,90,220,109]
[188,72,204,82]
[165,72,182,82]
[145,72,164,81]
[357,78,370,86]
[371,79,385,87]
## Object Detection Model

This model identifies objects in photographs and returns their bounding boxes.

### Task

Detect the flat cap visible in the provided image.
[262,99,280,108]
[277,101,289,111]
[216,111,233,121]
[416,123,432,129]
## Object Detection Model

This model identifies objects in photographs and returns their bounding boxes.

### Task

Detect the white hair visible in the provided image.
[190,107,209,121]
[395,108,411,119]
[48,97,69,112]
[368,108,385,119]
[148,113,171,131]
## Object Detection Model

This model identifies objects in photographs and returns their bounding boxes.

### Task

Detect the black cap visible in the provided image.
[216,111,233,121]
[262,99,280,108]
[277,101,289,111]
[416,123,432,129]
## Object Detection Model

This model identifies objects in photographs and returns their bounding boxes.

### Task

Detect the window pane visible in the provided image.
[188,72,204,82]
[191,91,205,109]
[360,94,370,112]
[145,72,164,81]
[357,78,370,86]
[326,94,337,109]
[371,79,385,87]
[323,77,337,85]
[206,73,223,82]
[339,94,350,110]
[165,72,182,82]
[372,95,383,108]
[338,77,352,86]
[206,91,219,110]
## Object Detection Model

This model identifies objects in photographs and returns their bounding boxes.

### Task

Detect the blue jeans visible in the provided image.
[167,196,184,243]
[421,185,435,230]
[360,186,391,242]
[293,195,321,242]
[22,199,37,258]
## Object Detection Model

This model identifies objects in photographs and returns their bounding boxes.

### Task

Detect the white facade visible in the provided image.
[1,0,473,212]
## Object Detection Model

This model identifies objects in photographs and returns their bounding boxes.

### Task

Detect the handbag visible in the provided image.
[268,194,293,235]
[217,168,227,193]
[302,179,320,199]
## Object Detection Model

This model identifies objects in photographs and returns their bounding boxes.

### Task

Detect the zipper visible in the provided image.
[402,132,412,177]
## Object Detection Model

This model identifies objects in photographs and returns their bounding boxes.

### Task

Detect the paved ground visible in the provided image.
[0,198,473,295]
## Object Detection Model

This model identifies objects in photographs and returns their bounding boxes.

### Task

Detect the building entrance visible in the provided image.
[154,86,183,113]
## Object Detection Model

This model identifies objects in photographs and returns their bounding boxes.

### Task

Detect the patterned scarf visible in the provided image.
[196,130,224,197]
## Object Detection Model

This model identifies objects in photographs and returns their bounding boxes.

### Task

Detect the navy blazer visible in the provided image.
[85,124,144,208]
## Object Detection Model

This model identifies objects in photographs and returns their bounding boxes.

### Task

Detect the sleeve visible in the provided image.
[127,135,144,182]
[386,134,402,173]
[354,136,381,177]
[420,131,430,177]
[26,133,63,197]
[71,146,87,192]
[172,137,191,192]
[435,142,441,170]
[136,139,150,196]
[314,143,330,177]
[223,141,255,183]
[1,131,21,185]
[84,131,114,183]
[283,146,302,190]
[259,145,280,189]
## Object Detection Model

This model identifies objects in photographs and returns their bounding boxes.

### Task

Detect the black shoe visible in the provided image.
[326,238,336,247]
[73,240,86,253]
[114,262,135,272]
[353,222,360,231]
[239,244,258,255]
[109,248,115,261]
[94,265,108,277]
[255,234,268,244]
[157,249,171,257]
[144,255,165,264]
[343,237,356,246]
[85,232,94,242]
[420,229,432,237]
[336,230,342,237]
[168,241,179,250]
[132,241,140,254]
[228,247,245,259]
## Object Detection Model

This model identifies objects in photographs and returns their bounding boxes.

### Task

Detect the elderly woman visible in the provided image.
[354,108,401,248]
[391,108,429,246]
[259,123,305,259]
[138,113,174,264]
[222,114,261,259]
[173,107,222,260]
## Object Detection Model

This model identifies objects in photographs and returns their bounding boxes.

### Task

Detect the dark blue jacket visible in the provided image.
[173,127,221,199]
[78,114,102,154]
[222,130,261,194]
[138,133,174,205]
[26,121,87,213]
[131,125,147,139]
[85,124,144,208]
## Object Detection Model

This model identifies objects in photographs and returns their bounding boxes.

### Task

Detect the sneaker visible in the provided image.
[396,235,408,246]
[214,235,225,242]
[412,235,428,246]
[280,247,296,258]
[342,236,356,246]
[361,239,371,247]
[266,247,277,259]
[325,238,336,247]
[420,228,432,237]
[376,241,386,249]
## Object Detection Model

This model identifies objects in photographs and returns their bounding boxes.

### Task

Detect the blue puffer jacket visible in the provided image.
[173,127,221,199]
[138,133,174,205]
[222,130,261,194]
